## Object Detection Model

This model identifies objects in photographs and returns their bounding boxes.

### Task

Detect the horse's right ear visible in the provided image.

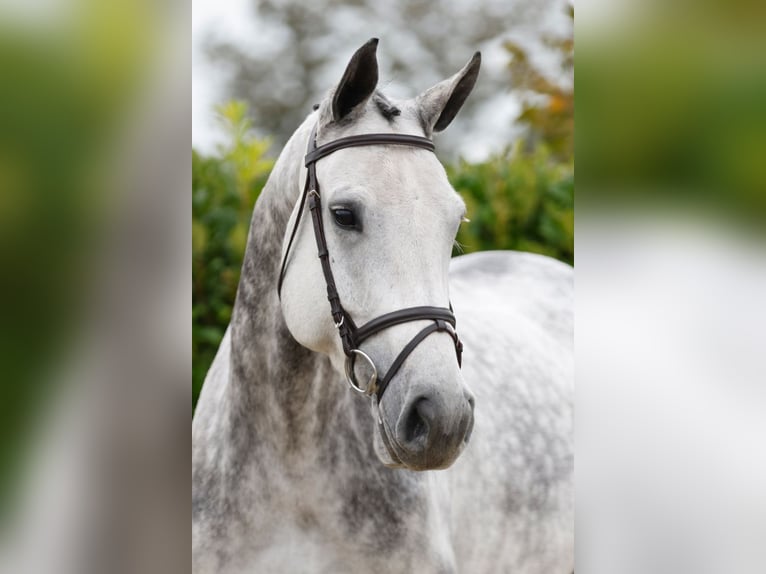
[332,38,379,121]
[416,52,481,135]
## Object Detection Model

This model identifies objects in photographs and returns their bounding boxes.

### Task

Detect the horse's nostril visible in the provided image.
[463,414,475,445]
[462,392,475,444]
[403,398,434,445]
[465,392,475,411]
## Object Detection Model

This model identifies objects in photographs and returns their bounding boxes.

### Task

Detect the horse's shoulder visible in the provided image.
[449,250,572,349]
[450,250,572,284]
[449,250,572,309]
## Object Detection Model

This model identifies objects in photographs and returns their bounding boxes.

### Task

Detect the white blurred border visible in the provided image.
[577,212,766,574]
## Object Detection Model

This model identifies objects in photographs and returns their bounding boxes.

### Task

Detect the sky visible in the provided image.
[192,0,571,161]
[192,0,251,153]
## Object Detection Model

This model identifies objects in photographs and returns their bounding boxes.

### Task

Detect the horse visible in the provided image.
[192,38,573,573]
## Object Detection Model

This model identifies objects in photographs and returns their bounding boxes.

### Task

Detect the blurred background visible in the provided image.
[0,1,189,572]
[193,0,574,161]
[577,2,766,573]
[192,1,575,408]
[0,0,764,572]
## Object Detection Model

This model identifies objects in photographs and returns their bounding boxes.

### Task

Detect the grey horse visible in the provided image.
[192,39,573,573]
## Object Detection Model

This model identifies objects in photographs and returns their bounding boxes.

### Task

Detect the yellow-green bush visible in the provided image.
[450,145,573,264]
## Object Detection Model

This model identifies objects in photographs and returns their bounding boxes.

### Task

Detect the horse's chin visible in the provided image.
[371,410,466,471]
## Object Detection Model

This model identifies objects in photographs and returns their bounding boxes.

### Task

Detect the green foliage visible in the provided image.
[192,102,274,406]
[449,145,573,264]
[505,5,574,163]
[0,7,151,519]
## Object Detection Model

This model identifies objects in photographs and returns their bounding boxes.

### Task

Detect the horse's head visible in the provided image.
[279,39,480,471]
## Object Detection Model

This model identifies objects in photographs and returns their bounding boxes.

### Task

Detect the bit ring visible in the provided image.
[344,349,378,396]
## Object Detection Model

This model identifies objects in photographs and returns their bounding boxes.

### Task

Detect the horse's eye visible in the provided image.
[332,208,357,229]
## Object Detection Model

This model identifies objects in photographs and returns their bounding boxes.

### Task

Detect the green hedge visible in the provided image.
[450,145,573,264]
[192,103,573,408]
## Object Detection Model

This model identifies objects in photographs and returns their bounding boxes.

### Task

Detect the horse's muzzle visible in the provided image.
[388,390,475,471]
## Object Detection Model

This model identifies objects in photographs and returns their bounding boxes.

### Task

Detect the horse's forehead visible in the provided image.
[319,96,421,138]
[320,131,451,196]
[314,100,461,209]
[320,149,454,213]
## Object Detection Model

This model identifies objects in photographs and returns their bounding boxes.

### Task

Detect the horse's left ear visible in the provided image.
[332,38,380,121]
[416,52,481,135]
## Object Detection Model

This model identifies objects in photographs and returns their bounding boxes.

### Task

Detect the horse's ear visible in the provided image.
[332,38,379,121]
[416,52,481,134]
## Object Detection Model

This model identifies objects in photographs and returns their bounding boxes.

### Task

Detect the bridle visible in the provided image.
[277,124,463,403]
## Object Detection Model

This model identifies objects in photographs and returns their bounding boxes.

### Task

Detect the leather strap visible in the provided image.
[307,186,357,355]
[373,319,462,401]
[305,133,435,166]
[276,176,310,297]
[355,306,457,344]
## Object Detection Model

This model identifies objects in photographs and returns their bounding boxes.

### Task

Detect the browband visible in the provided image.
[304,133,435,166]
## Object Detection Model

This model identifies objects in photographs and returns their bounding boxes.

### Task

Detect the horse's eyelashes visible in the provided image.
[331,208,358,229]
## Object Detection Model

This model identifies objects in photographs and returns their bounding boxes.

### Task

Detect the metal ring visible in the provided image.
[344,349,378,396]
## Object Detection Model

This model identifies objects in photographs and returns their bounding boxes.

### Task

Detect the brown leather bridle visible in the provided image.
[277,124,463,402]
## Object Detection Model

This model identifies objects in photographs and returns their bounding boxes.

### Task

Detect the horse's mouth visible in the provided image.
[376,411,465,471]
[375,402,470,471]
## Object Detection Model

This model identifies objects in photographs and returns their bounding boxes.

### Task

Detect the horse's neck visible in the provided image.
[217,118,353,460]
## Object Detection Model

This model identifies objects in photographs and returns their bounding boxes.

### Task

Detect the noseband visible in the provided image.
[277,124,463,402]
